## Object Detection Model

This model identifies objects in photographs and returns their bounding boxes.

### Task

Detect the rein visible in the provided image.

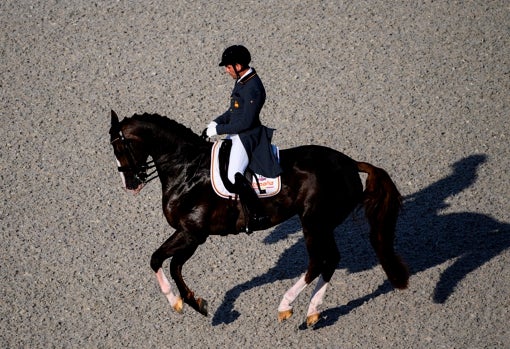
[111,131,159,185]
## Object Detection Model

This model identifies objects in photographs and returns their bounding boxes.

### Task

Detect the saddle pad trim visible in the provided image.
[210,140,281,199]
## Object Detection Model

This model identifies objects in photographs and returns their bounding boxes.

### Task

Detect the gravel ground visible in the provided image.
[1,1,509,348]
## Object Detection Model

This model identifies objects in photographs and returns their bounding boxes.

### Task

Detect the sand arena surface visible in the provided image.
[2,1,509,348]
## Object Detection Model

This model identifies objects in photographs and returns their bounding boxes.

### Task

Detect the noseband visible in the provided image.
[111,131,158,185]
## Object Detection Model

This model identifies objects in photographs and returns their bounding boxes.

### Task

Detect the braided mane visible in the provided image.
[129,113,205,145]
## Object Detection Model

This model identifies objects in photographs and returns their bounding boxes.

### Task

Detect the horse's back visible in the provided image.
[278,145,364,222]
[280,145,360,179]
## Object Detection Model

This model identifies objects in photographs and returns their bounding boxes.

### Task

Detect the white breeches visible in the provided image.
[227,134,249,183]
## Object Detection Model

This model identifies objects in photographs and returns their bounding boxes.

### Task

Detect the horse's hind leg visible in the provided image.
[277,271,329,325]
[304,230,339,327]
[278,273,308,322]
[305,275,329,327]
[278,226,340,326]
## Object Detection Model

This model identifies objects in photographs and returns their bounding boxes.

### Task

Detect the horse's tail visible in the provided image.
[357,162,409,289]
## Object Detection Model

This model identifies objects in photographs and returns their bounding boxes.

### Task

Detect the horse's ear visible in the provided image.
[111,110,120,129]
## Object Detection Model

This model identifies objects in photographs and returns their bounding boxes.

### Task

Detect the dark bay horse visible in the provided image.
[109,110,408,326]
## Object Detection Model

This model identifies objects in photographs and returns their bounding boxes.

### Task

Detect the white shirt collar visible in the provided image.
[237,67,253,83]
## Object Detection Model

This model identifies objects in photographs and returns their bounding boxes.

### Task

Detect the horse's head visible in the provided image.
[109,110,156,194]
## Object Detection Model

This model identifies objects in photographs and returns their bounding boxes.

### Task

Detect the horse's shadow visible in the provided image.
[212,154,510,327]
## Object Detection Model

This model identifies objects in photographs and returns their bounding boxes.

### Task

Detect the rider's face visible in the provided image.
[225,64,242,79]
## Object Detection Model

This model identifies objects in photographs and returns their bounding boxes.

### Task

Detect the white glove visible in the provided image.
[206,125,217,137]
[207,121,217,129]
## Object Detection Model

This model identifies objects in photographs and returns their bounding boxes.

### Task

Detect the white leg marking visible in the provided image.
[307,275,328,318]
[278,274,308,312]
[156,268,179,307]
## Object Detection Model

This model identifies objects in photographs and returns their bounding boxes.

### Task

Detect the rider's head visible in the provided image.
[219,45,251,79]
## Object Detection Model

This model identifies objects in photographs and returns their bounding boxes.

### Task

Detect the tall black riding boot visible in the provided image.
[234,172,270,232]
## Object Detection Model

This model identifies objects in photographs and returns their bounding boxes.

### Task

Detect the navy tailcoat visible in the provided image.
[214,69,282,178]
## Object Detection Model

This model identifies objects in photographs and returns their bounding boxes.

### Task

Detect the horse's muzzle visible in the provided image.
[124,183,144,195]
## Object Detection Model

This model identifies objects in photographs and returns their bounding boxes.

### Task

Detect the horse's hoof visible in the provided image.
[197,298,208,316]
[278,309,293,323]
[173,297,184,314]
[306,313,320,327]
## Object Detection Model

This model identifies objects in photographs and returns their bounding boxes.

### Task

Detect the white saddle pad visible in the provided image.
[210,140,281,199]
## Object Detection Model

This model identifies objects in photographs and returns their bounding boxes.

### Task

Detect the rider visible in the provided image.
[206,45,281,231]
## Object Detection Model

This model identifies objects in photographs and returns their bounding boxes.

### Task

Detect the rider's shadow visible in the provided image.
[212,154,510,327]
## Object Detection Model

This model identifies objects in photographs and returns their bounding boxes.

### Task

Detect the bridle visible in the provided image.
[110,130,158,185]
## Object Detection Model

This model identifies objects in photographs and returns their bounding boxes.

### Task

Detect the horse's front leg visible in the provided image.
[155,268,183,313]
[150,230,206,316]
[170,249,208,316]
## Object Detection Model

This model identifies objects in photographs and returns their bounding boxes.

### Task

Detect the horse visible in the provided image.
[108,110,408,327]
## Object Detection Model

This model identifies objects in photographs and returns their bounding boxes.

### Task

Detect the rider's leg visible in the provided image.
[228,135,269,231]
[234,173,270,231]
[227,135,249,184]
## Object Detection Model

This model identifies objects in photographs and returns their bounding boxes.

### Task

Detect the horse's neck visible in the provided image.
[138,125,181,159]
[144,131,209,183]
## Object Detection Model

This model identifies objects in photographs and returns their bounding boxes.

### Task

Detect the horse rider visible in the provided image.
[206,45,282,231]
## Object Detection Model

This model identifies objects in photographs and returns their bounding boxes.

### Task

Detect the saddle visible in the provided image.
[210,139,281,199]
